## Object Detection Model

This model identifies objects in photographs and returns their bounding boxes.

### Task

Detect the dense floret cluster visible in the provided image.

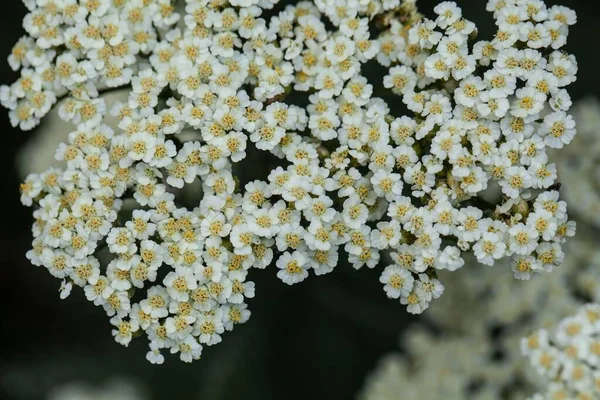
[552,97,600,230]
[2,0,578,363]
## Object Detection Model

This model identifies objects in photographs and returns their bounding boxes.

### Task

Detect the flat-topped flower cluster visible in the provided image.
[3,0,577,363]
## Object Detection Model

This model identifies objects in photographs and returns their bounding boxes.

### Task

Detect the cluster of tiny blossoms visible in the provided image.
[3,0,578,362]
[522,304,600,400]
[552,97,600,230]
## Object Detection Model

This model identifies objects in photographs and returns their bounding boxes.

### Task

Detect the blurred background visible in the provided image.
[1,0,599,399]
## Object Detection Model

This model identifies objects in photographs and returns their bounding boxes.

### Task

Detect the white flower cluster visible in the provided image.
[552,97,600,230]
[1,0,179,130]
[522,303,600,400]
[48,379,145,400]
[361,332,519,400]
[3,0,579,362]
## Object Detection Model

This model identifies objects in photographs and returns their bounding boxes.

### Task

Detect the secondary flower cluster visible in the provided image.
[522,303,600,399]
[4,0,577,362]
[48,379,145,400]
[552,97,600,230]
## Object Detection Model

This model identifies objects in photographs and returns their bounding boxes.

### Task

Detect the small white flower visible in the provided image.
[437,246,464,271]
[473,232,507,266]
[511,255,543,280]
[276,251,308,285]
[59,279,73,299]
[111,316,139,347]
[342,197,369,229]
[171,335,202,363]
[379,265,414,299]
[106,227,136,254]
[146,342,165,365]
[508,223,539,256]
[511,87,546,118]
[163,267,198,302]
[539,111,576,149]
[401,289,430,315]
[415,274,444,302]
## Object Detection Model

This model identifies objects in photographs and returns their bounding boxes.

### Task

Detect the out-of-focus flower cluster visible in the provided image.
[522,303,600,400]
[2,0,578,362]
[48,379,146,400]
[552,97,600,229]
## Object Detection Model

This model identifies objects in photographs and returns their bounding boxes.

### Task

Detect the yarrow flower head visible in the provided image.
[5,0,578,362]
